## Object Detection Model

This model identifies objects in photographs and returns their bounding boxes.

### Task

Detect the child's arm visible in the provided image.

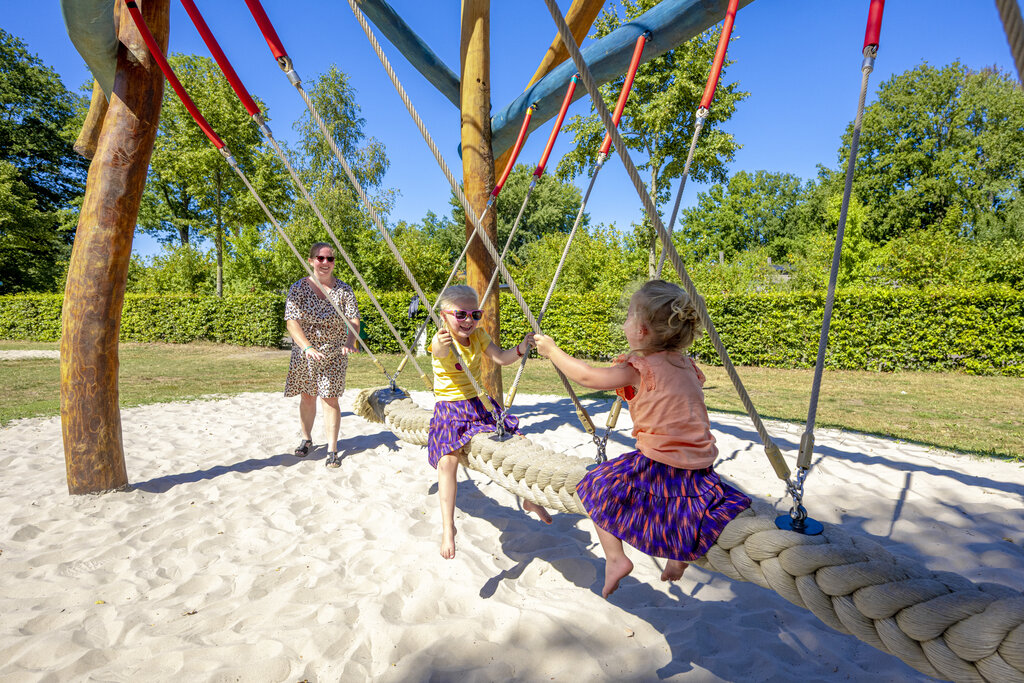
[534,334,639,391]
[430,329,452,358]
[484,332,535,366]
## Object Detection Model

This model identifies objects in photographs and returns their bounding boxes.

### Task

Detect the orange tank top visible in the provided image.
[614,351,717,470]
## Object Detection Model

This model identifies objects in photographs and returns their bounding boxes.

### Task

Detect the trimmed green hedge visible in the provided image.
[0,294,285,347]
[2,287,1021,376]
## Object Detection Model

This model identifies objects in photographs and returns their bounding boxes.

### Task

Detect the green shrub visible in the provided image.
[3,287,1021,376]
[0,294,285,347]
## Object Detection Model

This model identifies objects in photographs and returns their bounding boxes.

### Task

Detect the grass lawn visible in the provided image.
[2,340,1022,461]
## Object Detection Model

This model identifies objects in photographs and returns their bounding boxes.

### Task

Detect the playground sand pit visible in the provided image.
[1,390,1021,681]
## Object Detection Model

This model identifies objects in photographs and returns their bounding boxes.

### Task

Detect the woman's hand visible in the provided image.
[534,334,558,358]
[522,332,536,350]
[304,346,326,362]
[340,344,357,355]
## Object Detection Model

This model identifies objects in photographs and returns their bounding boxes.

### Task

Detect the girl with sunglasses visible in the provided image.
[428,285,549,559]
[284,242,360,469]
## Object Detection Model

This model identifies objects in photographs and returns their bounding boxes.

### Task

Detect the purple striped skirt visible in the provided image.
[427,396,520,469]
[576,449,751,562]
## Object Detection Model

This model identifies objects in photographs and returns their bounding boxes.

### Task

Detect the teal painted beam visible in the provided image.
[355,0,460,107]
[490,0,756,158]
[61,0,118,98]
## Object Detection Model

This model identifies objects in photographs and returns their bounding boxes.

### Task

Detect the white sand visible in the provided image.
[1,389,1021,682]
[0,350,60,360]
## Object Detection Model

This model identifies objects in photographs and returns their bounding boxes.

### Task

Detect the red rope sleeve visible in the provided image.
[598,33,648,157]
[493,105,535,197]
[243,0,289,62]
[179,0,260,117]
[699,0,739,110]
[123,1,225,148]
[535,75,578,178]
[863,0,885,50]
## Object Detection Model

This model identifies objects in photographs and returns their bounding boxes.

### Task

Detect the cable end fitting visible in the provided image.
[861,45,877,73]
[218,146,238,167]
[796,432,815,470]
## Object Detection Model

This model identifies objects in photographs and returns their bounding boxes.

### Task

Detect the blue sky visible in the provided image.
[3,1,1021,258]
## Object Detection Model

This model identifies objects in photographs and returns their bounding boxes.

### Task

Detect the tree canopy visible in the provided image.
[847,61,1024,243]
[0,29,88,292]
[138,54,290,295]
[556,0,748,275]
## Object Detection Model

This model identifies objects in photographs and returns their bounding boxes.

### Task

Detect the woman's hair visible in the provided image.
[438,284,479,310]
[308,242,333,259]
[631,279,702,353]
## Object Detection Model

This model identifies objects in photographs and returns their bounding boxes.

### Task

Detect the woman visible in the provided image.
[284,242,360,468]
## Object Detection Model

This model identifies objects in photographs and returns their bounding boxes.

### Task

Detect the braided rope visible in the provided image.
[355,385,1024,681]
[347,0,596,434]
[995,0,1024,84]
[541,0,790,481]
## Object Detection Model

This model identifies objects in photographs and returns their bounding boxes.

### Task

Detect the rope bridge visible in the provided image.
[354,385,1024,683]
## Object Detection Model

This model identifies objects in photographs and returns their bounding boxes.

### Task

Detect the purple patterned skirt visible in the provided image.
[576,450,751,562]
[427,396,520,469]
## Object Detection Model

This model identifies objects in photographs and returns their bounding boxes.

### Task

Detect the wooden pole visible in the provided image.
[73,82,109,160]
[60,0,168,495]
[460,0,501,400]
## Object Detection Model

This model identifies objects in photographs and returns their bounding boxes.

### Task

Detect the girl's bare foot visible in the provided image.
[523,499,553,524]
[602,555,634,598]
[440,526,456,559]
[661,559,688,582]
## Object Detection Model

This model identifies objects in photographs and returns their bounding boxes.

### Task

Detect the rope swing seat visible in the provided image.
[118,0,1024,680]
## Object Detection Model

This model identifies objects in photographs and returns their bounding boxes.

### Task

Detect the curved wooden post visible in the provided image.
[61,0,168,495]
[460,0,501,400]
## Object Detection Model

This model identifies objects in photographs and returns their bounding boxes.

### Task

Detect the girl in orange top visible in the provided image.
[535,280,751,598]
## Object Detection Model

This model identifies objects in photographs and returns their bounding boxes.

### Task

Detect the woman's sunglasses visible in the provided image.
[314,255,335,262]
[445,308,483,321]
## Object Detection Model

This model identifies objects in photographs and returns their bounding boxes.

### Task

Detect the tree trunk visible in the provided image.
[178,225,189,246]
[460,0,501,401]
[60,0,168,495]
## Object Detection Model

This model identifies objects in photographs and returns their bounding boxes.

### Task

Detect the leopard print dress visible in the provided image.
[284,277,359,398]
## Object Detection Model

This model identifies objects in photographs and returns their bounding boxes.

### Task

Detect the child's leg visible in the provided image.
[661,559,689,582]
[437,451,460,559]
[592,521,633,598]
[522,498,553,524]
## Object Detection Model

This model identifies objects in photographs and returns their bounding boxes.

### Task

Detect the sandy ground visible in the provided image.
[1,388,1021,682]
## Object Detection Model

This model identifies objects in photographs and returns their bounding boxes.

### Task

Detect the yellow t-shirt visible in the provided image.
[432,328,492,401]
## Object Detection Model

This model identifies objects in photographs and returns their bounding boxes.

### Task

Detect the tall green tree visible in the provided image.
[139,53,289,296]
[679,170,805,260]
[0,29,88,292]
[272,65,394,288]
[555,0,748,276]
[846,61,1024,243]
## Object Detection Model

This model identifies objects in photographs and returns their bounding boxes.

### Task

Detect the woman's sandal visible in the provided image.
[325,452,341,468]
[294,439,313,457]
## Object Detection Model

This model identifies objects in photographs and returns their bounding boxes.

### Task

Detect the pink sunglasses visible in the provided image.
[445,308,483,321]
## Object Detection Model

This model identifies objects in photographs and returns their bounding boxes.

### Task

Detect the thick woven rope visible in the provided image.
[354,387,1024,682]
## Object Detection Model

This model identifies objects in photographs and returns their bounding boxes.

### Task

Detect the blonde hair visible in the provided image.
[437,284,479,310]
[630,280,702,353]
